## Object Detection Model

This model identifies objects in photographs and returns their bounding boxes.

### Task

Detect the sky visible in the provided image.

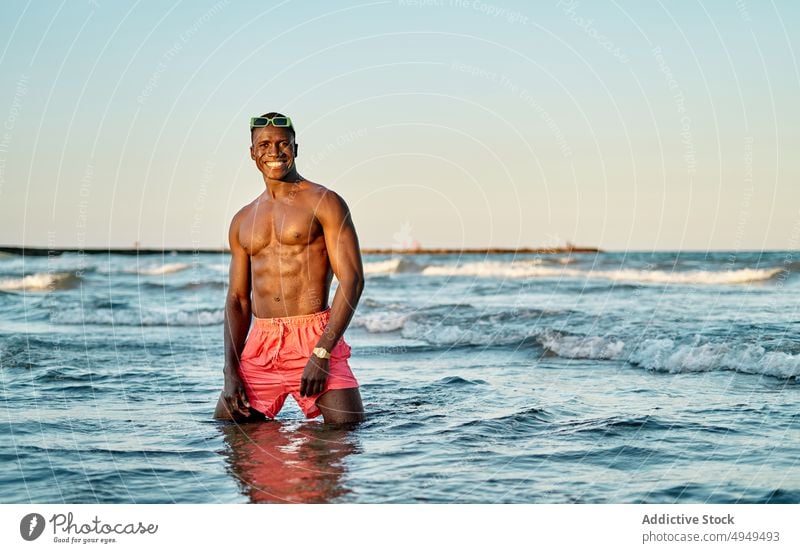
[0,0,798,250]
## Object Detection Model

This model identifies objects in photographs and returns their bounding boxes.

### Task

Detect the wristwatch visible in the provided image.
[312,347,331,359]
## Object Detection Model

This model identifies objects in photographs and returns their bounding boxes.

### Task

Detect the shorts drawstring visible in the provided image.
[273,319,286,363]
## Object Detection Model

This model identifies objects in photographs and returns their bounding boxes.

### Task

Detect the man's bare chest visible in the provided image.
[238,202,323,255]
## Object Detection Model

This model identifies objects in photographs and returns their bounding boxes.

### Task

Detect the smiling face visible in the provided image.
[250,125,297,181]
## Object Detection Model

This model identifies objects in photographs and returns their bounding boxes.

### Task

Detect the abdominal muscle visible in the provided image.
[249,243,332,318]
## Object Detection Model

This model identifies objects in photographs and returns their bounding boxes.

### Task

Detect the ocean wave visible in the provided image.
[451,406,554,432]
[399,319,532,346]
[421,260,545,278]
[547,415,683,437]
[592,267,784,284]
[538,329,625,359]
[538,331,800,379]
[50,307,224,326]
[421,261,783,284]
[364,259,400,275]
[141,280,226,291]
[0,272,82,292]
[130,262,191,275]
[352,305,565,338]
[361,298,410,309]
[376,310,800,377]
[363,258,425,275]
[352,312,409,332]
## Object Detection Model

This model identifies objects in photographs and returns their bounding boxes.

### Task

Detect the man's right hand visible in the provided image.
[222,367,252,419]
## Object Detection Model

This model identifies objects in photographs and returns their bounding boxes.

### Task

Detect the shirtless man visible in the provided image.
[213,112,365,424]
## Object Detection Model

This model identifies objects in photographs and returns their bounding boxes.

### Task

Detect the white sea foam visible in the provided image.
[400,320,494,345]
[359,304,798,378]
[363,257,428,276]
[421,261,782,285]
[538,332,800,379]
[134,263,191,275]
[627,338,800,378]
[352,312,409,332]
[0,272,80,291]
[399,319,531,346]
[354,311,800,377]
[364,259,402,275]
[590,267,783,285]
[538,330,625,359]
[421,260,546,278]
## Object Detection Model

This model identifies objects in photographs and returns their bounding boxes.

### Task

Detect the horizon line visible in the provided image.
[2,245,798,255]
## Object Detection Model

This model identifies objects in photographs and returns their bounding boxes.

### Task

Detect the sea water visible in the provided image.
[1,250,798,503]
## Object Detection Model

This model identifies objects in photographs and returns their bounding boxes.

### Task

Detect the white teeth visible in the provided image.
[266,161,284,168]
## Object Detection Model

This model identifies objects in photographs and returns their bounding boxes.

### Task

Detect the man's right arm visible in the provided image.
[222,210,252,417]
[224,210,251,370]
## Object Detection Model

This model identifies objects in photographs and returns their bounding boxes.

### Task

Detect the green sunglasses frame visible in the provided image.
[250,115,293,130]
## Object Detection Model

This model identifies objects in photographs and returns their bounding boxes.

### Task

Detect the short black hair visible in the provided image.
[250,111,295,140]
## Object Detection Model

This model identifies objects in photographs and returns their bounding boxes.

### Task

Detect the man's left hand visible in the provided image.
[300,354,330,397]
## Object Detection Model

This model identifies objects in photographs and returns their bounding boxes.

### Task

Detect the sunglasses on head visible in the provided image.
[250,115,293,130]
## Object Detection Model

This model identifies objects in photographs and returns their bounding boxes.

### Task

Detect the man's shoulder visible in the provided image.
[299,180,347,214]
[230,200,257,228]
[301,179,337,199]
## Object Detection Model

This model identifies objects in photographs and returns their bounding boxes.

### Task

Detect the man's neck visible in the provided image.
[263,170,302,199]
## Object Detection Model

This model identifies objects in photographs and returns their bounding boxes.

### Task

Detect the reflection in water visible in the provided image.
[219,420,362,503]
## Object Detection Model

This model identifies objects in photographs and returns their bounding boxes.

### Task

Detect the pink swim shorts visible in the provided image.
[237,308,359,419]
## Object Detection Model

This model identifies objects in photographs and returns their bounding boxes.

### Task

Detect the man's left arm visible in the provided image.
[301,191,364,397]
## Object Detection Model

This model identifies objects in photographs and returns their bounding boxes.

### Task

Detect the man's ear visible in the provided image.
[294,143,299,157]
[250,146,255,160]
